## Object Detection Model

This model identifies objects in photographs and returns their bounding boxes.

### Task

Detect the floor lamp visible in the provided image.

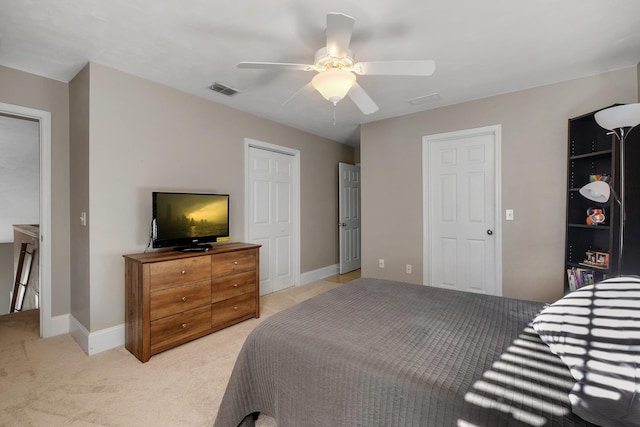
[582,103,640,275]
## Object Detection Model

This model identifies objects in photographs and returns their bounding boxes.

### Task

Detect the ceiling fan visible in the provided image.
[238,12,435,115]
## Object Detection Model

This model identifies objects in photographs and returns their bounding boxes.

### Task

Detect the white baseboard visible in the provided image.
[44,313,70,337]
[69,315,125,356]
[300,264,339,286]
[69,315,89,353]
[49,314,70,335]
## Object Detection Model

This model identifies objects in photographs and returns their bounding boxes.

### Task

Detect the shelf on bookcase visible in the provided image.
[578,262,609,271]
[567,223,610,230]
[569,149,612,160]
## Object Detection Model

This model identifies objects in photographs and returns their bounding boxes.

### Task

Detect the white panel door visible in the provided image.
[339,163,361,274]
[424,126,501,295]
[248,147,294,295]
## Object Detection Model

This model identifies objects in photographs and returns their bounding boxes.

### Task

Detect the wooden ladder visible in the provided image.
[10,242,37,313]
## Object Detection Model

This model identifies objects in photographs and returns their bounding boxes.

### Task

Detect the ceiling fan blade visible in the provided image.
[326,13,355,57]
[348,82,379,115]
[282,82,315,106]
[353,60,436,76]
[238,62,315,71]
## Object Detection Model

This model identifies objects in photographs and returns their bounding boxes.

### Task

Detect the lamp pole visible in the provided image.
[594,103,640,276]
[616,127,627,275]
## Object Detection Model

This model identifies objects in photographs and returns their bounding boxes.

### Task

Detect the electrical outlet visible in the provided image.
[406,264,412,274]
[378,259,385,268]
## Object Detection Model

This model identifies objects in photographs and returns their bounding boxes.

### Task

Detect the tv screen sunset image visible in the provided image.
[156,193,229,240]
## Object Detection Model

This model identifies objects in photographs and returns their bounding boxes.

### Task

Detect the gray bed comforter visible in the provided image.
[214,278,595,427]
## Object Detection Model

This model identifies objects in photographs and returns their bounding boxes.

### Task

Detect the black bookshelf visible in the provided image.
[564,106,640,293]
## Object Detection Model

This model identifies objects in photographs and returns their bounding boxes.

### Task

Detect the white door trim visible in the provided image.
[0,102,53,336]
[244,138,301,287]
[422,125,503,295]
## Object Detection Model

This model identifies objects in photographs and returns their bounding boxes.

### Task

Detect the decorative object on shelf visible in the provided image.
[596,251,610,269]
[585,207,605,226]
[585,251,596,264]
[592,103,640,274]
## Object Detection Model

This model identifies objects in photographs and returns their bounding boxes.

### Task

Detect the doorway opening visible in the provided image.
[338,162,361,274]
[0,102,52,337]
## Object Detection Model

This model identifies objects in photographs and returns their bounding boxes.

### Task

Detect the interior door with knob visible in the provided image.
[339,163,361,274]
[423,126,502,296]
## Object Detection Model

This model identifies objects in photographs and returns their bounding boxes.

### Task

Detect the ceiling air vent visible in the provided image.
[208,82,240,96]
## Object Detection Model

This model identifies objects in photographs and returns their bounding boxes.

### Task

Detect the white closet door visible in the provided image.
[248,146,294,295]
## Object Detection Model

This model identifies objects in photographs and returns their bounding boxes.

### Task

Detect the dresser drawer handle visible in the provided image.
[233,283,239,288]
[181,296,187,302]
[181,323,188,329]
[233,261,238,265]
[233,306,238,311]
[181,270,186,275]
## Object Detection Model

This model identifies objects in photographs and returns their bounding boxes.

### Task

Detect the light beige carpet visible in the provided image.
[0,275,357,427]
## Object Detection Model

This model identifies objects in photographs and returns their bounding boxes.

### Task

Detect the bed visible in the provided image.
[214,277,640,427]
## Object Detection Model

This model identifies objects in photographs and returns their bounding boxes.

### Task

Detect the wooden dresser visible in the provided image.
[123,242,260,362]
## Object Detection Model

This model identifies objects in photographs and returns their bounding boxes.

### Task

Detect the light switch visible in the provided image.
[505,209,514,221]
[80,211,87,226]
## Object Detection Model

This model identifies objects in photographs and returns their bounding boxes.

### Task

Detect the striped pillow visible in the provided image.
[532,276,640,427]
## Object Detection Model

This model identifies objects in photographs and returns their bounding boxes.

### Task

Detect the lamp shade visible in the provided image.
[579,180,611,203]
[594,103,640,130]
[312,69,356,105]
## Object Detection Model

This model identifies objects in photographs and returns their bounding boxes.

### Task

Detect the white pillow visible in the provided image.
[532,276,640,427]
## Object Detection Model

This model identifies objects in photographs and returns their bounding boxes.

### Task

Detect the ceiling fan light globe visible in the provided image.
[312,69,356,104]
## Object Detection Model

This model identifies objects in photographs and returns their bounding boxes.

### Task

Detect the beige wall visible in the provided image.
[361,67,638,303]
[69,64,91,327]
[72,62,353,331]
[0,65,70,316]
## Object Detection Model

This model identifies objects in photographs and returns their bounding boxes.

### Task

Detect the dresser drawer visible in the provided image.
[150,280,211,320]
[212,293,256,327]
[211,271,256,303]
[150,305,211,352]
[149,256,211,291]
[212,250,256,277]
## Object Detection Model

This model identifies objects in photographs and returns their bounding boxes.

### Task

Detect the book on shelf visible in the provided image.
[567,268,578,292]
[567,267,605,291]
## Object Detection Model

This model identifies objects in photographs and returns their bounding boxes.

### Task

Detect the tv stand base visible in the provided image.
[175,243,213,252]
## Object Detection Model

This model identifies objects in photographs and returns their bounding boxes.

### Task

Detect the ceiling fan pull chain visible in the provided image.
[332,105,337,125]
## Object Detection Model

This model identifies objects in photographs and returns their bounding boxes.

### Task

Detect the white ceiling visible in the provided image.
[1,0,639,146]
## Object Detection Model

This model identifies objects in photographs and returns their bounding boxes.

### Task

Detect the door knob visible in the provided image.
[339,222,346,227]
[487,229,493,235]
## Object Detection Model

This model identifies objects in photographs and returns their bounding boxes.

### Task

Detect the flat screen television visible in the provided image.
[152,191,229,250]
